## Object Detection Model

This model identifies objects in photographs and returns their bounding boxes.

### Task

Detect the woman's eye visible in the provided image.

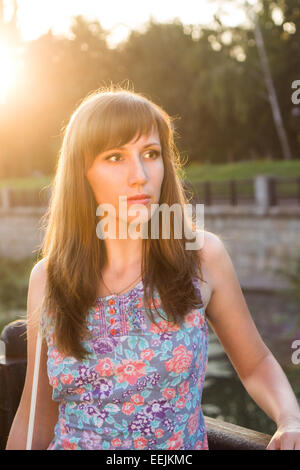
[105,154,122,162]
[105,150,160,162]
[144,150,160,159]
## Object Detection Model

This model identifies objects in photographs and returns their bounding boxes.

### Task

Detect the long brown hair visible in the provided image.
[35,83,205,361]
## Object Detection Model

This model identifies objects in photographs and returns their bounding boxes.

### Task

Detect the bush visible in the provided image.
[277,254,300,305]
[0,254,36,311]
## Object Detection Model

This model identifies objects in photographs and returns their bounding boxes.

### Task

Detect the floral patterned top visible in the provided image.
[40,277,209,450]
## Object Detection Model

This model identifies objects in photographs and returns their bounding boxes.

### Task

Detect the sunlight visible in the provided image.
[16,0,250,44]
[107,23,132,49]
[0,44,16,104]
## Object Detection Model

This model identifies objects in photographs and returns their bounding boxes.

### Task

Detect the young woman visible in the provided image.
[6,86,300,450]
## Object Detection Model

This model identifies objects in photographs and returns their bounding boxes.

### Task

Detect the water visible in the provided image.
[202,289,300,435]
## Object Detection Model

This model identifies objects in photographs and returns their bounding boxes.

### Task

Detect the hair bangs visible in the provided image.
[86,95,160,163]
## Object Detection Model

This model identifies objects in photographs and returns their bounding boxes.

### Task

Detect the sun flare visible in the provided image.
[0,44,17,104]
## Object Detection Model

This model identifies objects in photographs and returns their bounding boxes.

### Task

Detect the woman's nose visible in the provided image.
[128,155,148,186]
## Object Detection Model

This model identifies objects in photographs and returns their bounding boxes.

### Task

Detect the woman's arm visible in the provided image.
[200,231,300,450]
[240,354,300,449]
[5,259,59,450]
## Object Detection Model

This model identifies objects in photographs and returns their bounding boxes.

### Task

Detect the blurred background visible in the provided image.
[0,0,300,437]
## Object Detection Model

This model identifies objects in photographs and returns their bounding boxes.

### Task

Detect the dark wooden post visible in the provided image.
[268,176,277,206]
[203,181,211,206]
[229,180,238,206]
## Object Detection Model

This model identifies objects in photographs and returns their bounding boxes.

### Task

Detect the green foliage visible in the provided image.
[278,254,300,304]
[1,2,300,177]
[1,159,300,190]
[0,254,35,311]
[0,176,52,189]
[184,159,300,182]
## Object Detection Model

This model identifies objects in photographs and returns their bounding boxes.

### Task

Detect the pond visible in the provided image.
[202,289,300,436]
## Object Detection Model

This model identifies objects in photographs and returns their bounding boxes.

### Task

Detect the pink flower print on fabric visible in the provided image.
[188,406,200,436]
[150,320,180,335]
[134,436,148,450]
[184,310,205,328]
[41,275,209,450]
[130,394,144,406]
[122,402,136,415]
[162,388,176,399]
[95,357,114,376]
[164,344,193,374]
[140,348,155,361]
[115,358,147,385]
[167,430,184,450]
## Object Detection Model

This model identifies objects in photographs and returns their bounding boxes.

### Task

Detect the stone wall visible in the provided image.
[0,206,300,290]
[203,206,300,290]
[0,208,45,260]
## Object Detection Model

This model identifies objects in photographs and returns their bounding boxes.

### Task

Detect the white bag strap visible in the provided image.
[26,327,42,450]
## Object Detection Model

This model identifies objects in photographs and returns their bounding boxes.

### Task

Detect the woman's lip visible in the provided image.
[127,197,151,205]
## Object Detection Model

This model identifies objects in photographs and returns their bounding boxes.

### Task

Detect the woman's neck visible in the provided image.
[102,237,143,276]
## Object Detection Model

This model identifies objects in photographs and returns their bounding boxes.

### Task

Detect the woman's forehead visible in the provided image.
[103,126,160,151]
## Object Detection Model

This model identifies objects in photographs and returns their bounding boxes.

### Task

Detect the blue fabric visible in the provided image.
[40,278,209,450]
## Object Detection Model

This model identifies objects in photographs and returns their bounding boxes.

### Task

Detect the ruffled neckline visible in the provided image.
[95,279,144,301]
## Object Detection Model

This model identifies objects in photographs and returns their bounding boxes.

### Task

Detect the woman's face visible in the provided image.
[86,127,164,230]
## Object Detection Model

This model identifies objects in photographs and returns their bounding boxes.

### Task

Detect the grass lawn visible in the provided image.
[0,176,52,190]
[1,160,300,190]
[1,160,300,203]
[183,159,300,182]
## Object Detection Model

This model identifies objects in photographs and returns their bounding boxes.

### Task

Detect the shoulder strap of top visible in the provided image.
[26,318,43,449]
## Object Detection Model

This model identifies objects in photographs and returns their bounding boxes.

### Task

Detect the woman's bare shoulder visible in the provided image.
[196,230,228,298]
[197,230,225,262]
[28,257,48,318]
[30,257,48,290]
[30,257,48,280]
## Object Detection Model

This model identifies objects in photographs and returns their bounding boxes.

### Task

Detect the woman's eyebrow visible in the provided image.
[142,142,161,148]
[108,141,161,151]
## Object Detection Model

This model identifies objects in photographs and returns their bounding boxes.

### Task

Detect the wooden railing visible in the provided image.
[0,186,51,209]
[184,176,300,207]
[0,320,272,450]
[184,179,254,206]
[205,416,271,450]
[1,176,300,209]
